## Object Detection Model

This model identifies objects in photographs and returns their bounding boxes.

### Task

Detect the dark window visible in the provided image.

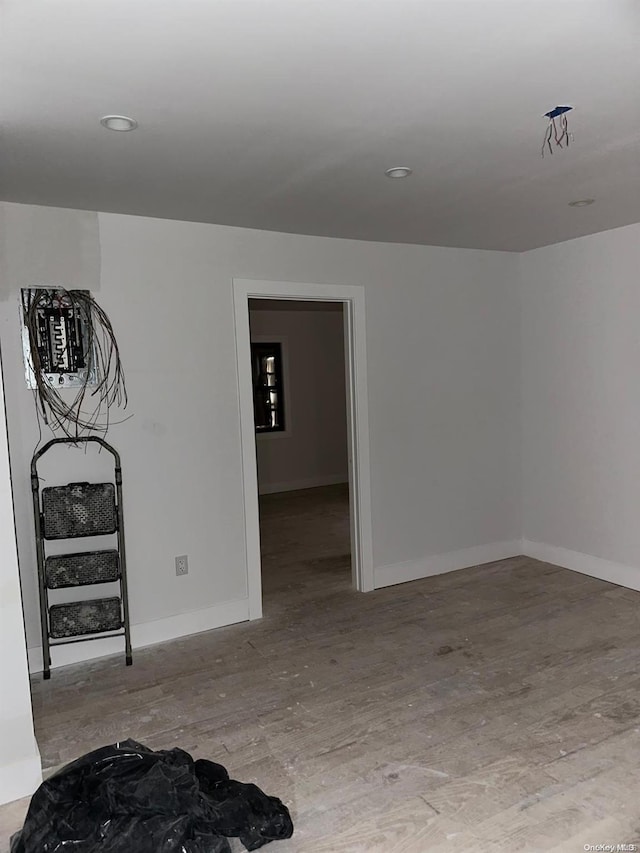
[251,342,285,432]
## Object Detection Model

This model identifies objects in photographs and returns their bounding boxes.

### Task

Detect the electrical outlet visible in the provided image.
[175,555,189,576]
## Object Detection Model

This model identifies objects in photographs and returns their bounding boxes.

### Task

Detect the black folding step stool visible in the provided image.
[31,437,132,679]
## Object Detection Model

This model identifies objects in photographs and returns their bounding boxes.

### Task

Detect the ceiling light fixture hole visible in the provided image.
[568,198,595,207]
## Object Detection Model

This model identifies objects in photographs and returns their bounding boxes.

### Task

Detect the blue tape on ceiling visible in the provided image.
[544,105,573,119]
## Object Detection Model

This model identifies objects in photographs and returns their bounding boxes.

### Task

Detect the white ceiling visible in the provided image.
[2,0,639,252]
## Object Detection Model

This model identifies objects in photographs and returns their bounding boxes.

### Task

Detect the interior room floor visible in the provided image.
[2,484,640,851]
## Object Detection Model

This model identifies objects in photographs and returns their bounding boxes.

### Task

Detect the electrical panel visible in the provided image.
[21,288,96,389]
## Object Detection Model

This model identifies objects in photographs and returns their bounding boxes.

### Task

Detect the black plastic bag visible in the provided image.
[11,739,293,853]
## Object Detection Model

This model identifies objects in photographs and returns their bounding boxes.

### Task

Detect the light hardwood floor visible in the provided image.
[2,484,640,851]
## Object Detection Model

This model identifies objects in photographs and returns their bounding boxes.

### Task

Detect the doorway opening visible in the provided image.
[233,279,374,620]
[249,299,351,615]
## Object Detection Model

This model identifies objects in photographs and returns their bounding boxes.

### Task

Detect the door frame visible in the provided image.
[233,278,374,619]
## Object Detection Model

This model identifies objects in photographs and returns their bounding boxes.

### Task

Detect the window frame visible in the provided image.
[250,336,292,440]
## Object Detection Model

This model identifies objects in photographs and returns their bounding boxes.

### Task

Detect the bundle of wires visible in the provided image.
[541,105,573,157]
[22,288,128,439]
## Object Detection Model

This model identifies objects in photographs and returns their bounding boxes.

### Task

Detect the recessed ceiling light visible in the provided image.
[100,115,138,132]
[568,198,595,207]
[385,166,412,179]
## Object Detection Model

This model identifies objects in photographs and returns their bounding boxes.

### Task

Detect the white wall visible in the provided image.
[249,303,348,494]
[521,222,640,587]
[0,201,521,673]
[3,200,640,803]
[0,346,41,804]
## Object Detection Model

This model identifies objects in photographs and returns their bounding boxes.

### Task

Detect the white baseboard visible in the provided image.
[522,539,640,592]
[374,540,522,589]
[258,474,348,495]
[28,598,250,675]
[0,751,42,806]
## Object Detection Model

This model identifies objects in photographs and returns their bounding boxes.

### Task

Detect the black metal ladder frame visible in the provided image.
[31,436,133,679]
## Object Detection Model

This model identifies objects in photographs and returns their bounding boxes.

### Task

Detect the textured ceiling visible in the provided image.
[1,0,639,251]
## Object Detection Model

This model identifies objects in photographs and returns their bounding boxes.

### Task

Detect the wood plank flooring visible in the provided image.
[2,484,640,851]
